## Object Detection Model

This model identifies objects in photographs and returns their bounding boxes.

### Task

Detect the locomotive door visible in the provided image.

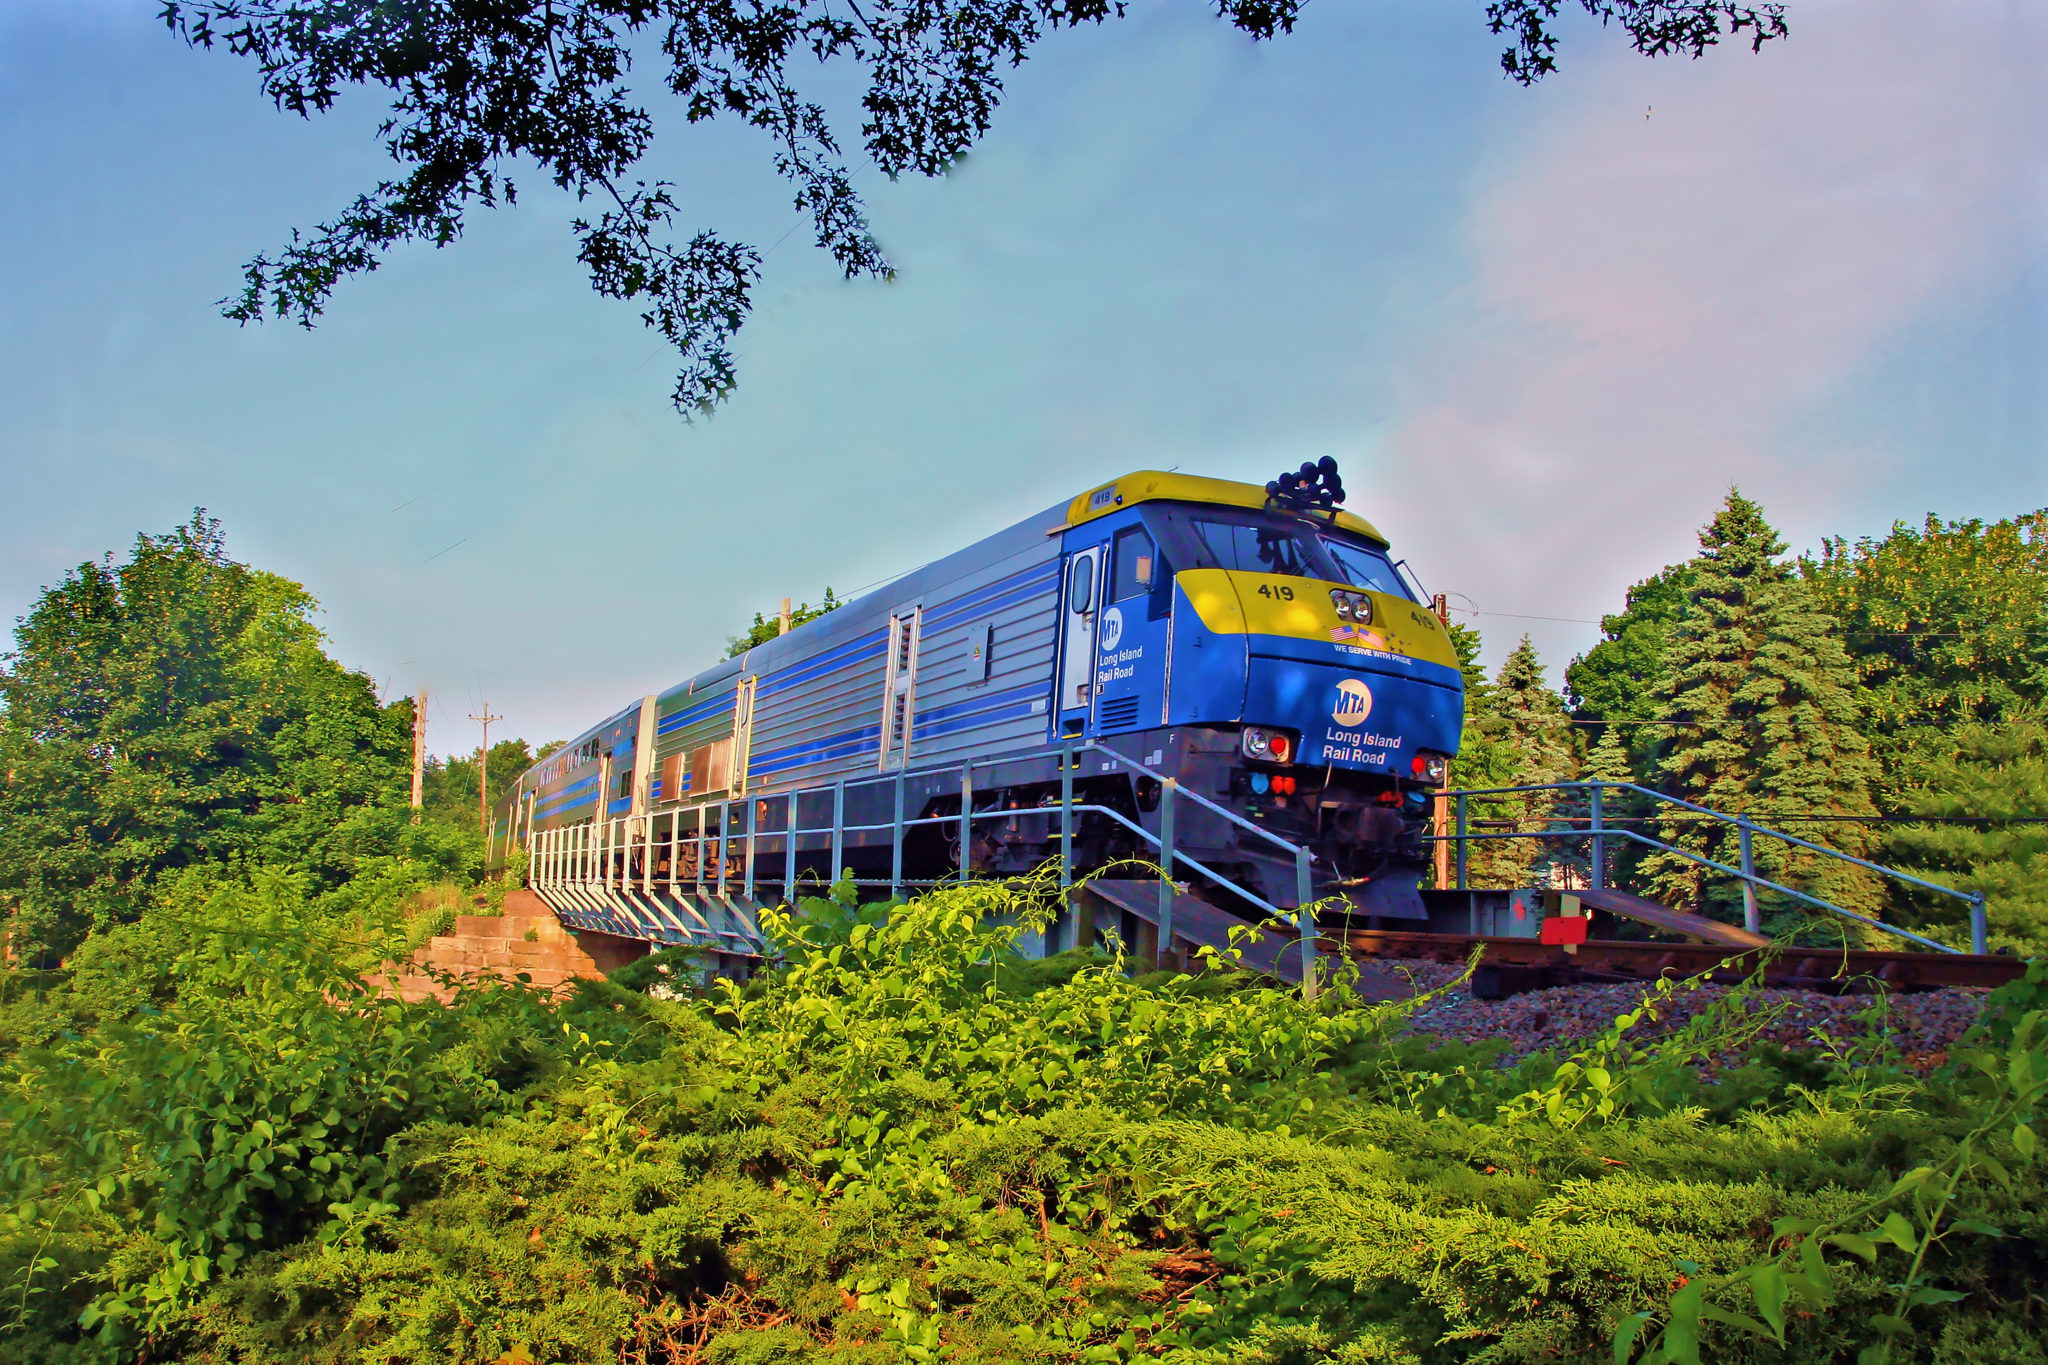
[1056,546,1103,734]
[1092,522,1166,734]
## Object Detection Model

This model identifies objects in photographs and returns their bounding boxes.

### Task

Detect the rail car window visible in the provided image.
[1188,517,1318,578]
[1110,526,1156,602]
[1319,536,1412,599]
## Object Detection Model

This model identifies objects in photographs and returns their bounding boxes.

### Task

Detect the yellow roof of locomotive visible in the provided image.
[1062,471,1388,546]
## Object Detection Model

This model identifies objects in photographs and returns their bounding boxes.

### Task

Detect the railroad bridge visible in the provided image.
[450,744,2021,998]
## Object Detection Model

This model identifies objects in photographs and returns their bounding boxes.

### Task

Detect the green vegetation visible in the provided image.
[0,514,545,960]
[1638,492,1883,928]
[3,508,2044,1364]
[726,590,844,660]
[1522,493,2048,950]
[0,514,420,957]
[3,873,2042,1364]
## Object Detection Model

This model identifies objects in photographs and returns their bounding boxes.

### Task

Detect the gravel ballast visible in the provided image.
[1358,957,1989,1071]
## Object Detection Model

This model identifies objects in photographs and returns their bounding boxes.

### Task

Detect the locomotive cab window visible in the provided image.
[1319,535,1412,599]
[1110,526,1155,602]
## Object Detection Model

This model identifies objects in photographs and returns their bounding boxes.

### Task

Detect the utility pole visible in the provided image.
[470,702,503,841]
[778,595,792,635]
[410,689,428,824]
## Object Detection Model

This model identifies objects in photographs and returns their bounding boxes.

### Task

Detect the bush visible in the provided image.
[2,871,2041,1364]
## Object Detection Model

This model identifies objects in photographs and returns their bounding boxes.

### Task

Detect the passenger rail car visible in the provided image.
[499,465,1464,933]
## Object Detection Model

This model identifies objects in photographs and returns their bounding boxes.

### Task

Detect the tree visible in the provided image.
[422,737,551,829]
[726,587,842,659]
[1565,561,1693,767]
[1803,509,2048,800]
[1486,636,1579,887]
[1446,632,1578,888]
[1640,491,1883,931]
[158,0,1789,415]
[0,513,412,954]
[1883,718,2047,954]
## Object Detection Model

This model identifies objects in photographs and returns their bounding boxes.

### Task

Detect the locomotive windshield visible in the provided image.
[1188,517,1318,577]
[1145,503,1412,599]
[1318,534,1411,599]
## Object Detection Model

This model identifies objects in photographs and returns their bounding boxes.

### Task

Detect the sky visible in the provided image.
[2,0,2043,755]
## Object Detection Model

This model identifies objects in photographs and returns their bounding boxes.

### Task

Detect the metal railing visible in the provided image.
[1441,780,1989,955]
[523,740,1323,981]
[522,764,1989,972]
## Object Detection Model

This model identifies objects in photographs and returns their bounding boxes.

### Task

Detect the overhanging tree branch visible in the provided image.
[159,0,1788,417]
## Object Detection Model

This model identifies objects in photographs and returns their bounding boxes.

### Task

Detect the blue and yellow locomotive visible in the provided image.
[502,464,1463,953]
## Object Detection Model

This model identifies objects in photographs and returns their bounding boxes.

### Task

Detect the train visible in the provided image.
[496,462,1465,953]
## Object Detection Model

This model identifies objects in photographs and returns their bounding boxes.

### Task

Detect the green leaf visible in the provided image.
[1750,1264,1789,1337]
[1612,1310,1652,1364]
[1878,1212,1918,1254]
[1907,1287,1969,1306]
[1951,1219,2004,1237]
[2014,1123,2038,1159]
[1889,1166,1936,1195]
[1799,1237,1833,1296]
[1826,1232,1879,1263]
[1871,1313,1908,1336]
[1698,1307,1773,1339]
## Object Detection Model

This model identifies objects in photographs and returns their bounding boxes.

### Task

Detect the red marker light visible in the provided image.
[1270,734,1292,763]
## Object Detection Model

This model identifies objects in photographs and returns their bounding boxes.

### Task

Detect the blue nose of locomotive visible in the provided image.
[1165,569,1464,773]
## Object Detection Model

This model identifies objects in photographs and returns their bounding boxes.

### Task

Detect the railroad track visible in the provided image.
[1341,929,2025,1001]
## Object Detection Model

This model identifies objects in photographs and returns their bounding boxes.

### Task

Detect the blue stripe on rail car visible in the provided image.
[657,689,737,737]
[756,628,889,699]
[912,697,1045,744]
[534,787,597,821]
[920,562,1059,634]
[749,724,885,779]
[909,683,1044,739]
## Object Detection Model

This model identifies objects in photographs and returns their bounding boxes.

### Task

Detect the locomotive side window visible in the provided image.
[1189,517,1317,578]
[1110,526,1155,602]
[1068,554,1095,613]
[1319,536,1412,599]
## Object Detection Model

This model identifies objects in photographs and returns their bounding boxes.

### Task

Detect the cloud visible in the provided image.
[1382,0,2048,676]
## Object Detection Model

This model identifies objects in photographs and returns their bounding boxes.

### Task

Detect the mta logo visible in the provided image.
[1099,606,1124,652]
[1332,678,1373,726]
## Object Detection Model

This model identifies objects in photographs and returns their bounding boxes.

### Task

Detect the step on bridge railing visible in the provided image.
[1440,780,1989,955]
[524,741,1324,980]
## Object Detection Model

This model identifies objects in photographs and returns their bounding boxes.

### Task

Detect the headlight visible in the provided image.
[1409,752,1448,784]
[1242,726,1295,764]
[1330,589,1372,625]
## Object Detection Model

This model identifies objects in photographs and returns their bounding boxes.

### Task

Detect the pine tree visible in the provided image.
[1438,624,1517,888]
[1566,563,1694,783]
[1557,721,1641,890]
[1463,636,1578,887]
[1884,718,2047,954]
[1585,724,1636,784]
[1642,491,1883,931]
[1494,637,1578,785]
